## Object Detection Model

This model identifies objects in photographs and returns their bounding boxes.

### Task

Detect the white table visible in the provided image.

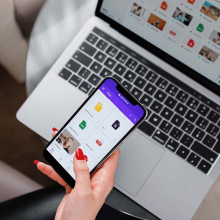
[26,0,157,219]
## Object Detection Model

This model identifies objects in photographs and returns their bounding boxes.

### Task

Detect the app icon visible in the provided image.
[160,1,168,10]
[187,0,195,4]
[79,120,87,130]
[170,30,176,36]
[112,120,120,130]
[197,23,204,32]
[94,102,103,112]
[96,140,102,146]
[187,39,195,48]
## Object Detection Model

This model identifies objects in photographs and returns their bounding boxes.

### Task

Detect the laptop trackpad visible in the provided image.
[115,131,165,196]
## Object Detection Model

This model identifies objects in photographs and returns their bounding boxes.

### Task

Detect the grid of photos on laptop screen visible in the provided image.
[101,0,220,85]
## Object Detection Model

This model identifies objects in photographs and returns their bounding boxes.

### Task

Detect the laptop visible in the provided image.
[17,0,220,219]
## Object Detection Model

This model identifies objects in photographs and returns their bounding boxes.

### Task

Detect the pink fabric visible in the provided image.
[13,0,45,37]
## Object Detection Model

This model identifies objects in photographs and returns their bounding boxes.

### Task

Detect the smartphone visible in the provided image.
[43,77,147,187]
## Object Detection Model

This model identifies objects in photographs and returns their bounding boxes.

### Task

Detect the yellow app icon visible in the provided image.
[95,102,103,112]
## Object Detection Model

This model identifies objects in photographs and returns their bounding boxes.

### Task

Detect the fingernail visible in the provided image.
[33,160,40,165]
[75,148,85,160]
[52,128,58,132]
[84,155,88,162]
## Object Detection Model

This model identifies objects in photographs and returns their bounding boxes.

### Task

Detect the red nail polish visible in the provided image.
[76,148,85,160]
[84,155,88,162]
[52,128,58,132]
[34,160,40,165]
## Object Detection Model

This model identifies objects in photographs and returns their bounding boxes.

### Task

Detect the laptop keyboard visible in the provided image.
[59,27,220,175]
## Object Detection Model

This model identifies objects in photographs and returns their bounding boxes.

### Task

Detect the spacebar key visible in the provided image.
[138,121,155,136]
[191,141,218,164]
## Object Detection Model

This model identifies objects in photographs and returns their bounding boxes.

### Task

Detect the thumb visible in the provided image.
[74,148,91,192]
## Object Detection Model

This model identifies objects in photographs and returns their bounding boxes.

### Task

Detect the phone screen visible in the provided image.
[46,78,146,180]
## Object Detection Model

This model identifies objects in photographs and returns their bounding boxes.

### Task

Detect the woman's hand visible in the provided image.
[35,129,120,220]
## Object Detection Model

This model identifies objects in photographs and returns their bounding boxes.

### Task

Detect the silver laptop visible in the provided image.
[17,0,220,219]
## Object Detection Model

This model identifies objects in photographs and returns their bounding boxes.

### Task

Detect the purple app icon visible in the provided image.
[112,120,120,130]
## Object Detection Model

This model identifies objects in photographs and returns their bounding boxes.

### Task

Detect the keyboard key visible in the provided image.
[176,90,189,103]
[181,121,195,134]
[140,94,153,107]
[198,160,212,174]
[88,74,101,86]
[73,51,93,67]
[186,97,199,110]
[113,74,123,82]
[197,104,210,117]
[192,128,205,141]
[206,123,219,137]
[114,64,126,76]
[90,61,102,73]
[131,87,143,100]
[150,101,163,113]
[145,71,158,83]
[149,113,162,126]
[89,88,95,96]
[180,134,194,148]
[86,33,98,44]
[191,141,218,164]
[155,77,168,90]
[213,140,220,153]
[134,77,147,89]
[166,84,178,96]
[138,121,155,136]
[144,83,157,96]
[124,70,136,82]
[196,116,209,130]
[78,67,91,79]
[106,45,118,57]
[187,152,201,166]
[94,51,107,63]
[164,96,177,109]
[175,103,187,116]
[166,138,179,152]
[159,120,172,133]
[135,65,148,76]
[207,110,220,123]
[116,52,128,63]
[171,114,184,127]
[80,42,97,56]
[125,58,138,70]
[122,81,132,91]
[59,68,72,80]
[79,81,92,94]
[170,127,183,141]
[203,134,216,148]
[161,107,174,120]
[154,91,167,104]
[96,39,108,51]
[185,110,198,123]
[66,59,81,73]
[69,74,82,87]
[104,58,117,69]
[153,130,169,145]
[100,68,112,78]
[176,145,190,159]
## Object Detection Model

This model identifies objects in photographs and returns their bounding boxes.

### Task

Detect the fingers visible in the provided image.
[37,162,67,187]
[52,131,58,137]
[73,149,91,193]
[102,149,120,178]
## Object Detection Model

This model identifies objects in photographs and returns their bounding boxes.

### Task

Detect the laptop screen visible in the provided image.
[99,0,220,87]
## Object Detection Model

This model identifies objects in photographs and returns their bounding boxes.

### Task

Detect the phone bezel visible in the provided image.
[43,77,147,188]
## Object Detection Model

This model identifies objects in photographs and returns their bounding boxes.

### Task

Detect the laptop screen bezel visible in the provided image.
[95,0,220,96]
